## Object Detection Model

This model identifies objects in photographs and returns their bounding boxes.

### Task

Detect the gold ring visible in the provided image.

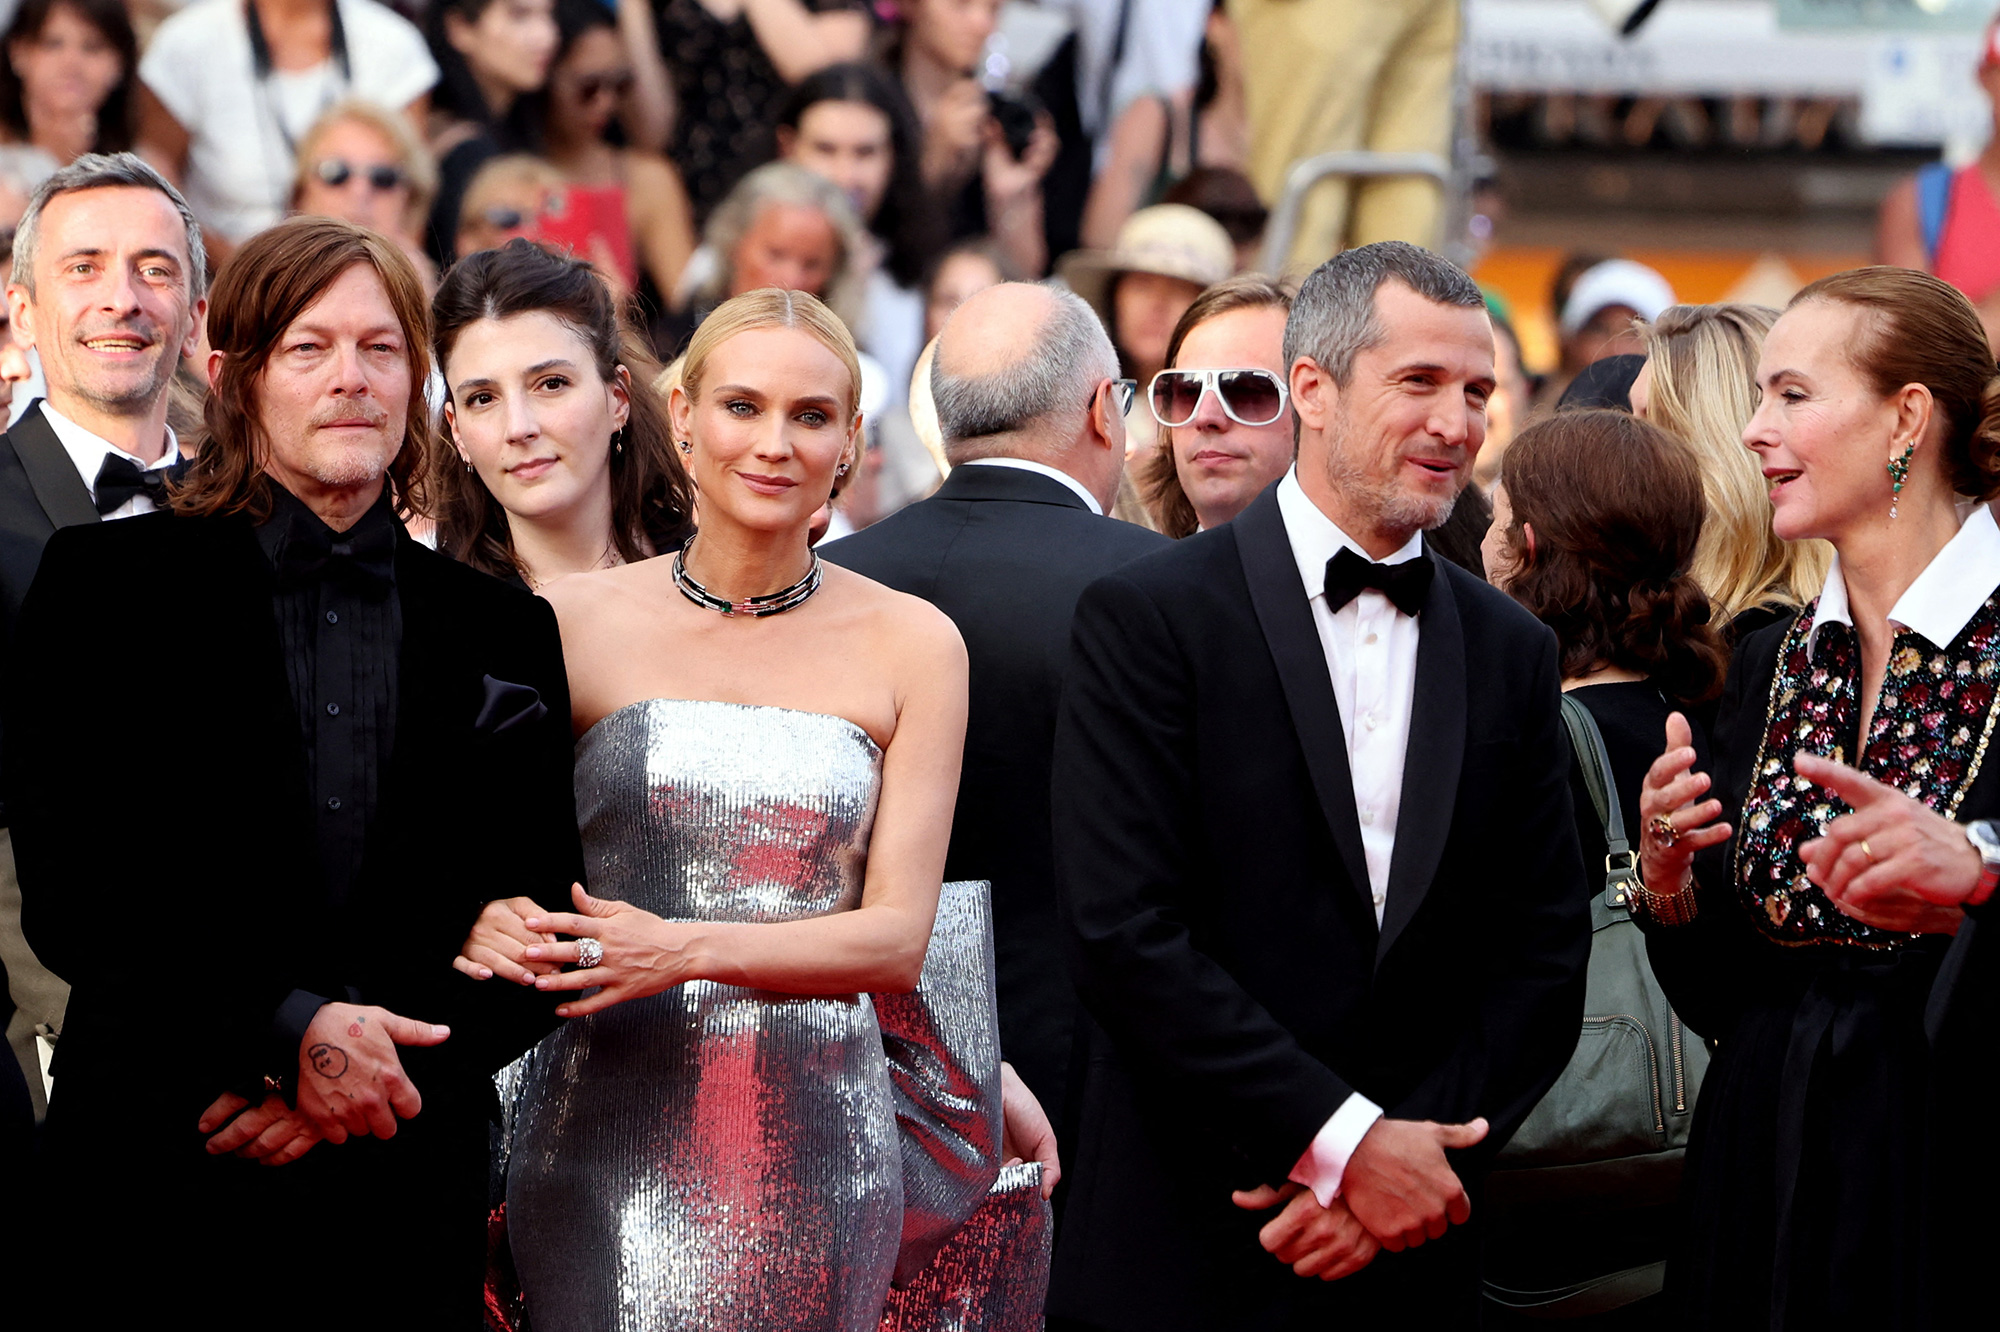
[1860,839,1876,863]
[1649,814,1679,848]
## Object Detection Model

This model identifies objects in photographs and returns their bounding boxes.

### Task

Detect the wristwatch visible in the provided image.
[1962,819,2000,907]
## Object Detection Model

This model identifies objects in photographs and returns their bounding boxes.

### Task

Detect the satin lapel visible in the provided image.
[1377,555,1466,963]
[9,403,99,529]
[1234,488,1375,923]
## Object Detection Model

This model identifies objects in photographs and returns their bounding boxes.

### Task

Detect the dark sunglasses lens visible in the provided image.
[1152,372,1203,425]
[316,159,352,187]
[1219,371,1283,424]
[366,166,404,191]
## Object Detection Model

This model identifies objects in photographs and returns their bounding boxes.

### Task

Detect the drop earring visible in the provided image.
[836,462,850,477]
[460,455,473,473]
[1888,439,1916,519]
[613,426,625,456]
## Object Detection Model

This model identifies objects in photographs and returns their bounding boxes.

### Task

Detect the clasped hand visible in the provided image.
[1232,1115,1486,1281]
[455,883,696,1018]
[197,1002,447,1163]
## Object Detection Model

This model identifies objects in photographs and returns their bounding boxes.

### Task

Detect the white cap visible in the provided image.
[1560,259,1675,336]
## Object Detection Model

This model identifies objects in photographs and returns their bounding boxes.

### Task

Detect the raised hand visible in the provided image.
[524,883,699,1017]
[453,894,559,984]
[1795,752,1980,934]
[1231,1182,1381,1280]
[198,1091,323,1165]
[1339,1116,1487,1251]
[294,1002,449,1143]
[1638,711,1732,895]
[999,1060,1060,1199]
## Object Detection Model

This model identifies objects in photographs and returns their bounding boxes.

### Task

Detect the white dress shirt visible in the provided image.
[1275,467,1432,1205]
[958,457,1104,514]
[43,403,181,521]
[1806,502,2000,657]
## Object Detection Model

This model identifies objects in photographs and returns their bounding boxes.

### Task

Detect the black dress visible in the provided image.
[654,0,867,223]
[1486,680,1706,1332]
[1641,591,2000,1331]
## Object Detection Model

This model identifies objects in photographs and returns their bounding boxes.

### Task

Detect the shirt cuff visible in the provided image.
[273,989,332,1055]
[1287,1092,1385,1207]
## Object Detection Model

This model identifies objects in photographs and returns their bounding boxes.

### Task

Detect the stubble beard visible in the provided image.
[1320,413,1460,544]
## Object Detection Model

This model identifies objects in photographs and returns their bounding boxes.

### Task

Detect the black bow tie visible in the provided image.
[1324,546,1433,618]
[275,516,396,599]
[93,453,179,515]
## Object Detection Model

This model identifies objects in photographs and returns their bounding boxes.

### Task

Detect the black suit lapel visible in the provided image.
[9,402,99,530]
[1377,556,1466,963]
[1233,488,1375,924]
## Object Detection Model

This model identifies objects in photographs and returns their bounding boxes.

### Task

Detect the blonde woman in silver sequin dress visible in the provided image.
[455,287,970,1332]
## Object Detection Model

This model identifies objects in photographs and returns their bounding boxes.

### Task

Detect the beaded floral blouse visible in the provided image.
[1733,593,2000,949]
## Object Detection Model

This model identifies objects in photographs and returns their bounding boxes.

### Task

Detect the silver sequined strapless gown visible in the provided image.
[507,699,903,1332]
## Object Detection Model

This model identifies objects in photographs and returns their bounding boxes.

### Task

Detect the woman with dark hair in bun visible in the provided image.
[1635,266,2000,1327]
[1481,405,1725,1325]
[430,237,693,589]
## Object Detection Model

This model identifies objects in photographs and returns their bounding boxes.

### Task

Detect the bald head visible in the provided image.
[931,280,1120,461]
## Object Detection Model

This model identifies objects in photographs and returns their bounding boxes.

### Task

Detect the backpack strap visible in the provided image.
[1559,693,1638,913]
[1917,161,1956,268]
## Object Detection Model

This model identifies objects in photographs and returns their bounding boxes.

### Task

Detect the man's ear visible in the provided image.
[7,284,34,352]
[1291,357,1334,435]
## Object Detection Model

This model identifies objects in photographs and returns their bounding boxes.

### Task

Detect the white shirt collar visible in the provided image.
[957,457,1103,515]
[1276,467,1423,605]
[1805,503,2000,655]
[41,400,179,500]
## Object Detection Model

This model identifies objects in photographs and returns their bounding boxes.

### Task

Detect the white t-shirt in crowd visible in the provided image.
[140,0,437,241]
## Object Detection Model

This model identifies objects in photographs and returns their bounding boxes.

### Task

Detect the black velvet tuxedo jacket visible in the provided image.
[0,402,108,821]
[821,463,1168,1118]
[5,504,581,1320]
[1048,486,1590,1330]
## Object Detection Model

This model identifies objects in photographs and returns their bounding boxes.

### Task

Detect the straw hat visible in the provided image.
[1058,204,1236,321]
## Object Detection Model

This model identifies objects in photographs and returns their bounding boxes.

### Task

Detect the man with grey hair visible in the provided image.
[823,281,1167,1129]
[0,151,206,1125]
[1048,241,1589,1329]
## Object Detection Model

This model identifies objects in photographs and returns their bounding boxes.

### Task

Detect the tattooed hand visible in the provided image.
[294,1002,450,1142]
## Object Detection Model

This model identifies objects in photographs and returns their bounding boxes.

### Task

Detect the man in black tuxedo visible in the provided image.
[7,216,578,1327]
[1048,241,1590,1329]
[0,153,206,1119]
[823,282,1167,1122]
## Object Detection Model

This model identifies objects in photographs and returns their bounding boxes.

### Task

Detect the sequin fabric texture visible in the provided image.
[880,1163,1053,1332]
[876,879,1004,1285]
[1734,596,2000,947]
[508,699,901,1332]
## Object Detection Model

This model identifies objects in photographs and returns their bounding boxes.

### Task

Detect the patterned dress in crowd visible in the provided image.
[1642,581,2000,1332]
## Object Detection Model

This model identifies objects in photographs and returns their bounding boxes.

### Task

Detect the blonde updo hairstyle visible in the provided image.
[1786,266,2000,502]
[1641,302,1831,620]
[680,287,863,424]
[675,289,864,512]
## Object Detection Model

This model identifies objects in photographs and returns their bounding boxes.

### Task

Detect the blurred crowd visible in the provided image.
[0,0,1487,534]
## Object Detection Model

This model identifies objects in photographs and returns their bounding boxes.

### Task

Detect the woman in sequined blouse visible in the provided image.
[1634,266,2000,1331]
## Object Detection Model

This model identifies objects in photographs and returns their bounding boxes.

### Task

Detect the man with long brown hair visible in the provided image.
[7,215,580,1327]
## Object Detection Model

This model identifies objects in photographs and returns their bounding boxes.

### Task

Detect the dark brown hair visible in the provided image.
[1140,274,1292,538]
[430,239,693,581]
[1498,408,1726,703]
[172,217,433,522]
[0,0,136,154]
[1789,266,2000,499]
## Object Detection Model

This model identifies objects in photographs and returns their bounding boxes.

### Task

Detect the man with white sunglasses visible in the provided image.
[822,280,1167,1130]
[1140,275,1298,537]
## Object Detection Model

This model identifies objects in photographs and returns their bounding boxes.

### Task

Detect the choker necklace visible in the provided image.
[672,536,822,617]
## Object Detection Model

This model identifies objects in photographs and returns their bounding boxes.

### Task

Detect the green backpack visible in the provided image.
[1482,693,1708,1318]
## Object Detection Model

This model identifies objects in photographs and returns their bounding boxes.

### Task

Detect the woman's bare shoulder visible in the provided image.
[823,562,965,663]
